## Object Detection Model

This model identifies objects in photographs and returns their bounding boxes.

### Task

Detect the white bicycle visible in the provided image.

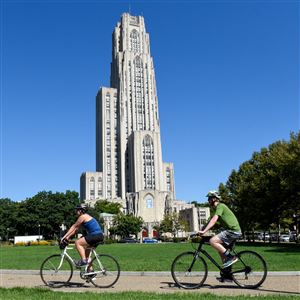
[40,241,120,288]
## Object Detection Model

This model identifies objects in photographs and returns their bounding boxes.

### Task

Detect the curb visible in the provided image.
[1,269,299,276]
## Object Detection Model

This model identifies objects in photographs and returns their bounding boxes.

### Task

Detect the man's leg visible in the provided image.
[210,233,238,266]
[209,235,227,262]
[210,235,234,282]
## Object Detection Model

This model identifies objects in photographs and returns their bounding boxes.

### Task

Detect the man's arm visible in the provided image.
[198,215,219,235]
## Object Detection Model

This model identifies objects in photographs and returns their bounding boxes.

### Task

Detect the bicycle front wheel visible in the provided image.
[89,254,120,288]
[171,251,208,289]
[40,254,73,288]
[231,250,267,289]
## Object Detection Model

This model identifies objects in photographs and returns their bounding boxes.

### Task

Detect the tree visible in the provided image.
[220,131,300,235]
[158,212,188,237]
[94,200,122,215]
[191,201,209,207]
[110,213,143,238]
[0,198,18,240]
[8,191,80,239]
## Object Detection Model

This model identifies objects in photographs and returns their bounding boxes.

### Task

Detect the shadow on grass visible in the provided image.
[161,281,300,296]
[237,241,300,253]
[210,284,300,296]
[44,281,87,289]
[44,281,118,290]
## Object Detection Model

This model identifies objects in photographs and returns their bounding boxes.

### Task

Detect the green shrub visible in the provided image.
[104,237,117,244]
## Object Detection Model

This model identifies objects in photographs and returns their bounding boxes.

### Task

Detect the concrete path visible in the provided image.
[1,270,300,296]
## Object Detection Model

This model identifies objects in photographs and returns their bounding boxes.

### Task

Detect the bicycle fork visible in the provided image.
[187,253,199,273]
[56,249,69,270]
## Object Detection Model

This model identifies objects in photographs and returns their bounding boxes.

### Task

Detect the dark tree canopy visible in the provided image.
[219,132,300,233]
[94,200,122,215]
[0,190,80,240]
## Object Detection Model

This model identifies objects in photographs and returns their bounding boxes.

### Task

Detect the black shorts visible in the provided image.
[84,233,104,246]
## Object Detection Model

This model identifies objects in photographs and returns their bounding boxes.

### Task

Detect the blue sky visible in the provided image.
[1,0,299,203]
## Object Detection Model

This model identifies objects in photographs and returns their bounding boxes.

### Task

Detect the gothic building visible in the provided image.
[80,13,192,230]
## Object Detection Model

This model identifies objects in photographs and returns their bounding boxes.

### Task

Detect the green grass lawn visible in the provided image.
[0,242,299,271]
[0,288,299,300]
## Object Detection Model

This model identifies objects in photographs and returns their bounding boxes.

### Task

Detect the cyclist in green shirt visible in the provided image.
[198,191,242,271]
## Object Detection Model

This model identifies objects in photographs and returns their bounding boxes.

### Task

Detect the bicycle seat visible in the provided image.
[90,241,104,248]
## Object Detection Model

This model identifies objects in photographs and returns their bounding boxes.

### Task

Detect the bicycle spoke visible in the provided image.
[231,251,267,289]
[171,252,208,289]
[232,268,248,274]
[40,255,73,288]
[89,254,120,288]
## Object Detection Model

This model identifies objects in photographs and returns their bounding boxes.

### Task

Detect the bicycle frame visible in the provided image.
[194,239,251,276]
[58,246,75,269]
[198,247,223,271]
[189,240,223,272]
[58,246,105,275]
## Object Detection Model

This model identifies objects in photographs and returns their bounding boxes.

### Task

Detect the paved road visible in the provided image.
[1,270,299,296]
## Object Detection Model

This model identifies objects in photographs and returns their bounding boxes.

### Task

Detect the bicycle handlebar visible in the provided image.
[59,239,69,249]
[189,234,213,243]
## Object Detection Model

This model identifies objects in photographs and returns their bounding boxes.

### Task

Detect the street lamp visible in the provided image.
[60,223,66,238]
[38,224,41,243]
[6,228,9,243]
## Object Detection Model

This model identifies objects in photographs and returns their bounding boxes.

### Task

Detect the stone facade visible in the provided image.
[179,207,211,233]
[80,13,179,224]
[100,212,115,236]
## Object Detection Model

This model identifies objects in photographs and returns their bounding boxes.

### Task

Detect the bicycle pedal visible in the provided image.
[85,276,96,282]
[216,277,233,283]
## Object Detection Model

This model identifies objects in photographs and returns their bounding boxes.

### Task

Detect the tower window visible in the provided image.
[143,135,155,189]
[130,30,140,53]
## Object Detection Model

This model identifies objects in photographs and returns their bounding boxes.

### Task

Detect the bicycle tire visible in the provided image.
[171,251,208,289]
[231,250,267,289]
[88,254,120,288]
[40,254,73,288]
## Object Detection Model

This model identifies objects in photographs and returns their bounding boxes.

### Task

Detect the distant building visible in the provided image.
[169,200,194,214]
[100,212,115,236]
[179,207,210,233]
[80,13,194,235]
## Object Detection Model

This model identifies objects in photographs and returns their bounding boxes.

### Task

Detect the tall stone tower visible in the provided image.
[81,13,176,225]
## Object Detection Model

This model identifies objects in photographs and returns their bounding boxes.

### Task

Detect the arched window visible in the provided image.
[130,30,140,53]
[143,135,155,189]
[145,194,154,209]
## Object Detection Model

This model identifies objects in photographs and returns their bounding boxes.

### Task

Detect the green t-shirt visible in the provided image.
[214,203,241,232]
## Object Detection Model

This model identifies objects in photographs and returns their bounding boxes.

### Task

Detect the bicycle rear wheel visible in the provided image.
[40,254,73,287]
[89,254,120,288]
[231,250,267,289]
[171,251,208,289]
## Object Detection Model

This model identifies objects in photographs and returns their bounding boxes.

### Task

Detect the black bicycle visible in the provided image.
[171,235,267,289]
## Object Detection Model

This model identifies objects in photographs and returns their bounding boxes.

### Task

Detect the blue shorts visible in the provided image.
[84,233,104,246]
